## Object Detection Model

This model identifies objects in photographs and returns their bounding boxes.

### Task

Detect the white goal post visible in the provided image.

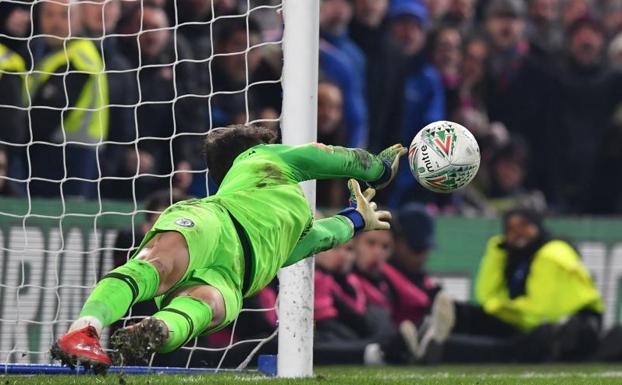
[278,0,319,378]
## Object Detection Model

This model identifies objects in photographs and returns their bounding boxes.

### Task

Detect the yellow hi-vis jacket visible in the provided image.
[475,235,604,331]
[0,43,26,76]
[28,39,108,144]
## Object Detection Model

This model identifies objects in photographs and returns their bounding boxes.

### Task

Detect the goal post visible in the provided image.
[278,0,320,378]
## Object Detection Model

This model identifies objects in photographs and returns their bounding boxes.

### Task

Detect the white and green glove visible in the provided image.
[338,179,392,234]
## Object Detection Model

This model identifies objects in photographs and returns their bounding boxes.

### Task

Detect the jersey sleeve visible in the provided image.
[283,215,354,267]
[265,143,387,183]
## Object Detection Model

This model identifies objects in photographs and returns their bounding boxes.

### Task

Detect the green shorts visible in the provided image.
[132,199,245,333]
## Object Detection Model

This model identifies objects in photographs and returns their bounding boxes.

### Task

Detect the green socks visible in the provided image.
[153,296,214,353]
[77,258,214,353]
[79,259,160,326]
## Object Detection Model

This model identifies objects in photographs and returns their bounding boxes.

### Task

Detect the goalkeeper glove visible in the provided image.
[369,144,407,190]
[338,179,392,234]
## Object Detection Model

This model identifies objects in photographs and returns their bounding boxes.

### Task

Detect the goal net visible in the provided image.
[0,0,316,375]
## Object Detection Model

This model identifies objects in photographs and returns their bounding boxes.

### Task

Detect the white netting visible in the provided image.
[0,0,284,369]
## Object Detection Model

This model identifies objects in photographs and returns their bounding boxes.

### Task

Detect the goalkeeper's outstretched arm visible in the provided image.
[268,143,406,189]
[283,180,391,267]
[284,216,354,267]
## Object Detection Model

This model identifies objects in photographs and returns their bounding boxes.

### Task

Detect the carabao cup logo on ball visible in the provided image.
[409,121,480,193]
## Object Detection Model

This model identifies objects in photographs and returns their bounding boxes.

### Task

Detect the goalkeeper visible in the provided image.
[52,124,406,372]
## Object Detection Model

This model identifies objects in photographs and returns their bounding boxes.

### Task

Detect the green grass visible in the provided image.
[3,365,622,385]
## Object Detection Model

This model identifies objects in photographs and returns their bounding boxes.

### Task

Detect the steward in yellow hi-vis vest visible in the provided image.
[438,209,604,364]
[476,209,603,332]
[29,39,108,144]
[28,28,108,197]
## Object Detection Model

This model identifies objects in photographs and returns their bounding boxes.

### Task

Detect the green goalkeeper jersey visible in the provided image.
[205,143,386,297]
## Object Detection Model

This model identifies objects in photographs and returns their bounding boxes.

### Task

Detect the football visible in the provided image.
[408,121,480,193]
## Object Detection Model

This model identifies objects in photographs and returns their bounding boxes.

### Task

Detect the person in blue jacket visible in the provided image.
[387,0,446,208]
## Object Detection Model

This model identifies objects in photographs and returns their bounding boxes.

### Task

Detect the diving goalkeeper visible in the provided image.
[51,124,406,372]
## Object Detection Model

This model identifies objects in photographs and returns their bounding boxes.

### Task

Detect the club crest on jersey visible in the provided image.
[175,218,194,227]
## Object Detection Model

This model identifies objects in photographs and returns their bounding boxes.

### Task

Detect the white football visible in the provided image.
[408,121,480,193]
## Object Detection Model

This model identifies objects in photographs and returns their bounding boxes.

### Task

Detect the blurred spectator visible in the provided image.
[562,0,593,29]
[484,139,547,214]
[526,0,564,58]
[604,0,622,37]
[0,15,27,183]
[353,230,430,327]
[609,32,622,70]
[390,204,441,299]
[430,26,463,118]
[166,0,213,61]
[435,209,604,363]
[314,239,417,365]
[80,0,140,200]
[110,4,204,201]
[317,81,348,208]
[164,0,239,96]
[28,0,107,198]
[320,0,368,148]
[350,0,406,153]
[441,0,477,36]
[318,80,346,146]
[211,18,281,127]
[483,0,556,198]
[453,38,489,130]
[423,0,450,22]
[0,2,30,59]
[386,0,447,209]
[549,17,619,212]
[0,145,19,197]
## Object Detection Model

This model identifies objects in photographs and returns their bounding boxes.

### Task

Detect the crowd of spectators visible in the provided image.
[1,0,622,214]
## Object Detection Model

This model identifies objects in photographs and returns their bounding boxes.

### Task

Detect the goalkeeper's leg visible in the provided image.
[51,231,190,371]
[110,284,231,364]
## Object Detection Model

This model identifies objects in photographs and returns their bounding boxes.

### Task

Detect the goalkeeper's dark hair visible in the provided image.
[204,124,279,185]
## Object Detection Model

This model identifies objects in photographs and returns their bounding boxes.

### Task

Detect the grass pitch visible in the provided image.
[3,365,622,385]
